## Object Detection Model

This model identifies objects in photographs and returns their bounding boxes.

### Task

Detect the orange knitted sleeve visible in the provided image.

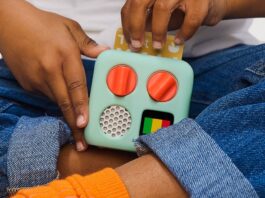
[12,168,130,198]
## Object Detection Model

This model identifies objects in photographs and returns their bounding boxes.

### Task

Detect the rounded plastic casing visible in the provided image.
[85,50,194,152]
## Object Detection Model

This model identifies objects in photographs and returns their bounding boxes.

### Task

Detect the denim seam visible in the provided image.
[0,103,13,113]
[191,98,216,105]
[245,63,265,77]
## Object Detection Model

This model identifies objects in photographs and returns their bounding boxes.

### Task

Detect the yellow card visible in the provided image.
[114,28,184,60]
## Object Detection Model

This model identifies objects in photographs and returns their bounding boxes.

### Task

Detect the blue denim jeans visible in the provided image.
[0,44,265,197]
[138,44,265,197]
[0,60,94,197]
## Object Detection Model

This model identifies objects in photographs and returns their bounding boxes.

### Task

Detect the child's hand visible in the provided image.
[0,0,108,151]
[121,0,227,50]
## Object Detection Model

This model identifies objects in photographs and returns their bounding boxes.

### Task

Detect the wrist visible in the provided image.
[224,0,265,19]
[223,0,239,19]
[223,0,230,19]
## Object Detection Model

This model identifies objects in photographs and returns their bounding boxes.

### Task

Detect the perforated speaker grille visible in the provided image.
[100,105,131,137]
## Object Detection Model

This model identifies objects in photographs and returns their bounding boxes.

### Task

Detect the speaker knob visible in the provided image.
[147,71,178,102]
[107,65,137,97]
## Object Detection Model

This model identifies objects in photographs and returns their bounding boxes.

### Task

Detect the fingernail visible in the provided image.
[77,114,86,127]
[76,141,86,151]
[131,40,142,48]
[153,41,162,49]
[129,44,139,52]
[175,37,184,45]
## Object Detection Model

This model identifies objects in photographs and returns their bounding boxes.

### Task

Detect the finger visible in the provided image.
[46,69,88,151]
[152,0,179,49]
[121,0,132,46]
[127,0,155,49]
[66,19,109,58]
[63,50,89,129]
[175,2,208,44]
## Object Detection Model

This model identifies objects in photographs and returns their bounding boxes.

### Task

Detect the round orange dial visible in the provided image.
[107,65,137,97]
[147,71,178,102]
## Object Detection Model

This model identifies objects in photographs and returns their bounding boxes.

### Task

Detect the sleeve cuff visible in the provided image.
[7,116,71,192]
[136,118,258,197]
[80,168,129,198]
[12,168,129,198]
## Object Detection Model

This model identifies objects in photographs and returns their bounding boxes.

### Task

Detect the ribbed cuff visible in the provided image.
[13,168,129,198]
[71,168,129,198]
[136,118,258,197]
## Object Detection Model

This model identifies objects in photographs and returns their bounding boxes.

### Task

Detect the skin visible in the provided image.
[116,154,188,198]
[1,0,265,196]
[57,1,265,196]
[0,1,188,196]
[0,0,109,151]
[1,0,264,152]
[57,144,137,178]
[121,0,265,50]
[58,145,188,198]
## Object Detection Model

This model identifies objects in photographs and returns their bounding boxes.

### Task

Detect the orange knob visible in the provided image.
[107,65,137,97]
[147,71,178,102]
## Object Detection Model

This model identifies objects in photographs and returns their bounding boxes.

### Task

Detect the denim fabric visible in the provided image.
[137,119,258,197]
[0,59,95,197]
[137,44,265,197]
[188,44,265,118]
[0,112,18,197]
[0,44,265,197]
[7,117,70,192]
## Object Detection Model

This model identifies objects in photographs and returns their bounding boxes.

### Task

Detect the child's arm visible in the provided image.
[121,0,265,50]
[225,0,265,19]
[12,155,188,198]
[0,0,108,151]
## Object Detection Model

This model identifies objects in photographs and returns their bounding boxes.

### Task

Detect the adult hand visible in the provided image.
[0,0,109,151]
[121,0,227,50]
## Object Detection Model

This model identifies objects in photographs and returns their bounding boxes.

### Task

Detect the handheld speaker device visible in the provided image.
[85,50,194,152]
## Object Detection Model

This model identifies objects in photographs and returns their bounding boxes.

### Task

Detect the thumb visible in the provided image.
[67,19,109,58]
[78,35,110,58]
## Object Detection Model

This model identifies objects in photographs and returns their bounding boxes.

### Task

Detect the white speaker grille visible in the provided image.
[100,105,131,137]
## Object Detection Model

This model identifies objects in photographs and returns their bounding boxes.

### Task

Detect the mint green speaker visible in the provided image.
[85,50,193,152]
